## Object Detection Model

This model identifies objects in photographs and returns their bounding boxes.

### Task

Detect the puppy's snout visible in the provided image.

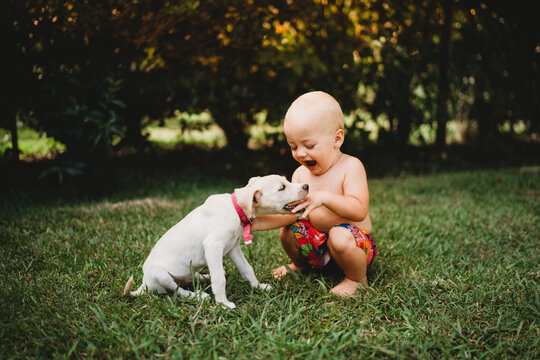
[302,184,309,192]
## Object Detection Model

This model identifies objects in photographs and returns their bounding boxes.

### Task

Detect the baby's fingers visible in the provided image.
[300,205,314,219]
[292,202,308,215]
[287,200,305,207]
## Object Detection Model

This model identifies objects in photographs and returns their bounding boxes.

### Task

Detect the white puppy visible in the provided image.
[124,175,308,308]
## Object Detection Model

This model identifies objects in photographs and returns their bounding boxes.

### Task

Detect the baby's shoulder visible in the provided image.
[339,153,365,170]
[338,154,367,182]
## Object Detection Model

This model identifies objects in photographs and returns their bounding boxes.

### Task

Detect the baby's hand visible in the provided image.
[291,191,328,219]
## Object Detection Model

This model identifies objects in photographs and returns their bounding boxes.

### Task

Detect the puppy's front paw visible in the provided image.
[216,300,236,309]
[258,283,272,291]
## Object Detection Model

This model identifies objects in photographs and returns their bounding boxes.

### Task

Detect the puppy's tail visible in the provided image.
[123,275,145,297]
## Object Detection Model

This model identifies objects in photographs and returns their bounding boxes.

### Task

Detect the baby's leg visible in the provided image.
[327,226,368,296]
[271,226,307,278]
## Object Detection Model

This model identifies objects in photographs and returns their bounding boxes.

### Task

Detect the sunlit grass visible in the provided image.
[2,113,534,160]
[144,112,227,148]
[0,126,66,160]
[345,110,475,146]
[146,124,227,148]
[146,110,478,150]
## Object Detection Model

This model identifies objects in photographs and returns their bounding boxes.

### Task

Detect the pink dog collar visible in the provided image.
[231,192,253,245]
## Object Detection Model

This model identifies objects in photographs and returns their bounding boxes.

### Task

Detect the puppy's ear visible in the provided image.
[235,187,261,218]
[253,190,262,206]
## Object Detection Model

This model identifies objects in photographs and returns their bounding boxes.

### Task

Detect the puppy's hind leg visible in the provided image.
[194,272,211,282]
[147,266,209,300]
[175,287,210,300]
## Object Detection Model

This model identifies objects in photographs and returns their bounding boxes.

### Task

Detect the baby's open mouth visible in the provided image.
[305,160,317,167]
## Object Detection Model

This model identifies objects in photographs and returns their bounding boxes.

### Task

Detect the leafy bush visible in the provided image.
[38,74,125,158]
[37,160,86,183]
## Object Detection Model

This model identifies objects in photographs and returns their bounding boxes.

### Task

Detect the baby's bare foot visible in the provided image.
[329,277,367,297]
[271,263,303,278]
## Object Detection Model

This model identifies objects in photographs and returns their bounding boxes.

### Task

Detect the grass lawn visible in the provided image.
[1,166,538,359]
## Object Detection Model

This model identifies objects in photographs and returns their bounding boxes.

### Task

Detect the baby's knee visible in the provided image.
[327,227,355,254]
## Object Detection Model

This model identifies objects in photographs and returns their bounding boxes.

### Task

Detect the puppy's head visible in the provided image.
[234,175,308,218]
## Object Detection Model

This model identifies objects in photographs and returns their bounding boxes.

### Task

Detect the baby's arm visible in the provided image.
[251,214,298,231]
[294,158,369,221]
[299,190,367,221]
[251,170,307,231]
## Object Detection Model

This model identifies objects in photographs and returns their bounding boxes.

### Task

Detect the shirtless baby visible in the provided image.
[252,91,377,296]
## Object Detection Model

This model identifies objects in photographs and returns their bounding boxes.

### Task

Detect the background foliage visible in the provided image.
[1,0,538,166]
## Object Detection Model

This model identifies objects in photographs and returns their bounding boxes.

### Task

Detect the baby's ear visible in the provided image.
[334,129,345,148]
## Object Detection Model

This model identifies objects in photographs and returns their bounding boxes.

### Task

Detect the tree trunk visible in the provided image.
[122,108,148,149]
[436,0,454,148]
[397,112,412,146]
[211,111,250,151]
[9,110,20,162]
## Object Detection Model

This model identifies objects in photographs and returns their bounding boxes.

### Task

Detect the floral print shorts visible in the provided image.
[289,219,377,268]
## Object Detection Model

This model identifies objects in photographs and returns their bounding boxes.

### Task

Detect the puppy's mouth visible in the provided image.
[282,204,296,212]
[283,201,305,215]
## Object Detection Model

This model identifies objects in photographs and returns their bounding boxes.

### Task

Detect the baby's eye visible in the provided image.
[278,184,286,191]
[306,144,315,149]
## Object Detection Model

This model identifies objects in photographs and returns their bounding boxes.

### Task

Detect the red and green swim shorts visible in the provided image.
[289,219,377,269]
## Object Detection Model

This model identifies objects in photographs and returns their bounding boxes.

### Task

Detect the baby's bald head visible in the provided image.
[284,91,344,134]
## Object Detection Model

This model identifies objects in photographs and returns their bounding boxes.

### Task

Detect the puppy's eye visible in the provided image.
[278,184,286,191]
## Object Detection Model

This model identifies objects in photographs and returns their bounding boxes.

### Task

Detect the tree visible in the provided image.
[435,0,454,148]
[453,0,539,146]
[2,0,537,160]
[360,1,440,147]
[1,1,41,161]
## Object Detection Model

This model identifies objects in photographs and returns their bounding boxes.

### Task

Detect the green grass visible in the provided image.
[1,167,539,359]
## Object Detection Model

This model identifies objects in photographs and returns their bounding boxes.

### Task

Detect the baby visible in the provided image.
[252,91,377,297]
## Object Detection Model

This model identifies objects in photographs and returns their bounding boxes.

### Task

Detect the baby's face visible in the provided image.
[284,111,343,175]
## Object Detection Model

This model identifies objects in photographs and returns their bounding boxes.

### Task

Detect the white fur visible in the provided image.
[124,175,308,309]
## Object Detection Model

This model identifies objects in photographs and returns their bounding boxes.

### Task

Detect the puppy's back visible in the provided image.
[142,193,238,271]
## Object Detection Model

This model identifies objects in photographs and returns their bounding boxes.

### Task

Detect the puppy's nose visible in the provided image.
[302,184,309,192]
